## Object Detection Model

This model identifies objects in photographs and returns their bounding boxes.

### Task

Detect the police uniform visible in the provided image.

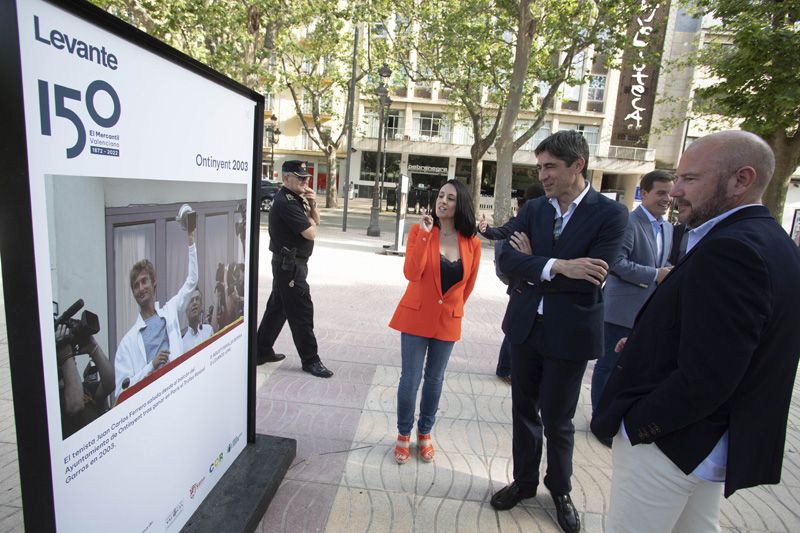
[257,161,332,377]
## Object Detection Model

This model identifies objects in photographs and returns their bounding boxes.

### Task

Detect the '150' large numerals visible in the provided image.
[38,79,121,159]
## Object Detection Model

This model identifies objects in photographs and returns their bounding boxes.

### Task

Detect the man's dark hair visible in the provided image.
[640,169,674,192]
[534,130,589,178]
[433,179,477,237]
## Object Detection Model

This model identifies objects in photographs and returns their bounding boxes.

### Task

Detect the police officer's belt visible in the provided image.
[271,254,308,265]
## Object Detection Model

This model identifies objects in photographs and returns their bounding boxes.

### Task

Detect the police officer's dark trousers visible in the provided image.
[257,256,319,365]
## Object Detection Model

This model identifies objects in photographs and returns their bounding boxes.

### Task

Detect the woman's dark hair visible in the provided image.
[432,179,476,237]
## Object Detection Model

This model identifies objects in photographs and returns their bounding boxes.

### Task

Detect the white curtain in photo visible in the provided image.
[113,223,155,354]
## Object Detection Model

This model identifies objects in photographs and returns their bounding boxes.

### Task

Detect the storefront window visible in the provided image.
[360,151,401,184]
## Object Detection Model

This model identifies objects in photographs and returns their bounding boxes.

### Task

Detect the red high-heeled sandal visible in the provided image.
[394,434,411,464]
[418,433,434,462]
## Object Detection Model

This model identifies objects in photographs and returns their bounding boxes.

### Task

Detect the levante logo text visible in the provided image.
[34,15,118,70]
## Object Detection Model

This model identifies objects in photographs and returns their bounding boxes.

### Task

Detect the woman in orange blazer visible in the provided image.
[389,179,481,463]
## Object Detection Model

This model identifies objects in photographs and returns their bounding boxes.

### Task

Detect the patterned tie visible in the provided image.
[553,215,564,242]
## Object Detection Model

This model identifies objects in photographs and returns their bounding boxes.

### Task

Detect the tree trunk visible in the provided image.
[494,0,534,227]
[494,137,515,227]
[325,147,339,209]
[470,152,484,217]
[763,132,800,223]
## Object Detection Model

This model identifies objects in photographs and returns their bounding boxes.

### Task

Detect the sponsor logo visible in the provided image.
[209,452,224,473]
[164,500,184,529]
[189,476,206,499]
[227,432,242,453]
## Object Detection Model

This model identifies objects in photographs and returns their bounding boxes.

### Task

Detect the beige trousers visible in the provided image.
[606,432,723,533]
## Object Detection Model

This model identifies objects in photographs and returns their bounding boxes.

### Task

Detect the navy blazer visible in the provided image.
[592,205,800,497]
[604,205,674,328]
[498,187,627,360]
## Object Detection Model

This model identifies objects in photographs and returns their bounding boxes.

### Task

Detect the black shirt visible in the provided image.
[440,255,463,295]
[268,187,314,259]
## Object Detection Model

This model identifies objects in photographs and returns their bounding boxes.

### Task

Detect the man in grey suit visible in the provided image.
[590,170,674,441]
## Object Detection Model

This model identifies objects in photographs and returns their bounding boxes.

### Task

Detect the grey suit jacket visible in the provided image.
[603,205,673,328]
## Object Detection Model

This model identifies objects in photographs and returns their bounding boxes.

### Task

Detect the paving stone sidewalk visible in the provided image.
[0,215,798,532]
[251,218,800,533]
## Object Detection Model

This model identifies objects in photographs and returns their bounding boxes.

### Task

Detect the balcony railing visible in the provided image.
[365,123,403,139]
[592,144,655,162]
[409,132,452,143]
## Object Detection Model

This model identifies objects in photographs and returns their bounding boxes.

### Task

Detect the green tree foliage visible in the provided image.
[492,0,643,225]
[391,0,516,212]
[92,0,277,89]
[92,0,395,208]
[685,0,800,221]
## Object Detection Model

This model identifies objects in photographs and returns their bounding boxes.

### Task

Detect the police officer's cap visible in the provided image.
[283,160,311,178]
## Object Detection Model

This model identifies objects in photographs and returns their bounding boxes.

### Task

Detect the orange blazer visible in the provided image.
[389,224,481,341]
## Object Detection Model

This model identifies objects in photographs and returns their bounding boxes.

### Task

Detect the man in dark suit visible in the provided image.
[592,130,800,531]
[490,130,627,533]
[590,170,675,436]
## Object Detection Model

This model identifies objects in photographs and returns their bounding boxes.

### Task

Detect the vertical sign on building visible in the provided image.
[1,0,263,530]
[610,0,670,147]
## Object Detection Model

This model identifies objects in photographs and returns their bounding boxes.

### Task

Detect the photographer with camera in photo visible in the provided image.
[55,300,114,439]
[114,215,198,399]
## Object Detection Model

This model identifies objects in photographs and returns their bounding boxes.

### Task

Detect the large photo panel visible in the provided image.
[9,0,263,530]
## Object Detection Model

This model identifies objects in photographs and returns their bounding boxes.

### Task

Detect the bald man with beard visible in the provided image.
[592,131,800,532]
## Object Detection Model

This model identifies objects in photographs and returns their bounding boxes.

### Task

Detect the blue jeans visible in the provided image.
[590,322,632,412]
[397,333,455,435]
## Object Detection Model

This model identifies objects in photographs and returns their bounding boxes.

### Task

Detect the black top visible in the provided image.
[268,187,314,258]
[440,255,463,295]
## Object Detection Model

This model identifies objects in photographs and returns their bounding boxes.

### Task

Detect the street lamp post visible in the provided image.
[379,94,392,211]
[366,64,392,237]
[265,114,281,179]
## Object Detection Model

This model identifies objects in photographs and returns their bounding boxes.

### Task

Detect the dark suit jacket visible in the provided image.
[592,205,800,497]
[498,187,627,360]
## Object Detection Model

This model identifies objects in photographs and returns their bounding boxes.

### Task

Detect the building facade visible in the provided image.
[262,4,800,231]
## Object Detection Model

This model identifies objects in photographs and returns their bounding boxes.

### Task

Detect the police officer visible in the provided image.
[256,160,334,378]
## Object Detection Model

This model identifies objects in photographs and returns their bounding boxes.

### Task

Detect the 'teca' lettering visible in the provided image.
[34,15,118,70]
